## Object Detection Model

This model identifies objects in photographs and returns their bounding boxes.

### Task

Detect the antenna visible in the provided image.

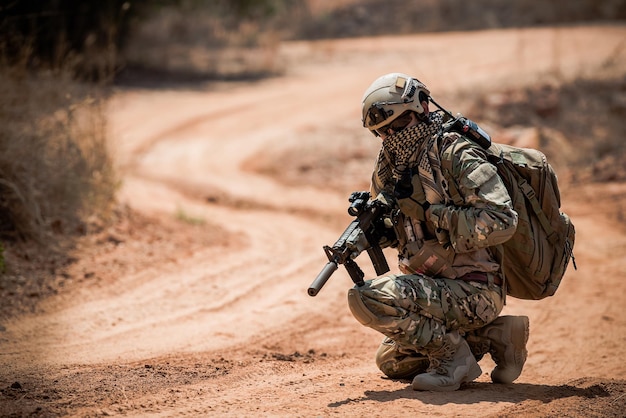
[429,96,454,119]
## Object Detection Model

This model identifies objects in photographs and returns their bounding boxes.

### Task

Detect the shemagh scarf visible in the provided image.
[377,112,446,204]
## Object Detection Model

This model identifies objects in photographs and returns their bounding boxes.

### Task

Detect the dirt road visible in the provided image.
[2,25,626,417]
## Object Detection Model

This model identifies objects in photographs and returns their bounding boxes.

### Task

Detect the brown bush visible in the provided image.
[465,76,626,182]
[0,66,118,244]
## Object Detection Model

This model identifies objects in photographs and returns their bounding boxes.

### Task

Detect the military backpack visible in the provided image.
[441,136,576,300]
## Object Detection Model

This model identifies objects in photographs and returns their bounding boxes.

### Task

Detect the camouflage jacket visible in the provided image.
[370,132,518,279]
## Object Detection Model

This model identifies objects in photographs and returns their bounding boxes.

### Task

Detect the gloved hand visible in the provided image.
[394,169,430,222]
[372,190,395,212]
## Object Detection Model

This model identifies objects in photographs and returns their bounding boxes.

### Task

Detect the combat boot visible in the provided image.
[466,315,529,384]
[412,330,482,391]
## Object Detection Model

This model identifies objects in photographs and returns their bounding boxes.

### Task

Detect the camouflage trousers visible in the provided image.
[347,273,504,378]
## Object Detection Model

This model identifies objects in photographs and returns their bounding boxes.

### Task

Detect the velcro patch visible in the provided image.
[464,163,497,189]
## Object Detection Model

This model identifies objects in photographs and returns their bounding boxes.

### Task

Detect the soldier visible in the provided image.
[348,73,530,391]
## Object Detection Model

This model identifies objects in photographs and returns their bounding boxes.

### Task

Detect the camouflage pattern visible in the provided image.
[351,130,515,374]
[351,273,503,353]
[375,337,429,379]
[428,133,519,254]
[371,132,518,278]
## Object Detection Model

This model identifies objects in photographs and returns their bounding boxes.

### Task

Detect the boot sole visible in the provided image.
[412,361,482,391]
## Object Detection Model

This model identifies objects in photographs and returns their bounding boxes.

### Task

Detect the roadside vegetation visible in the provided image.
[0,0,623,317]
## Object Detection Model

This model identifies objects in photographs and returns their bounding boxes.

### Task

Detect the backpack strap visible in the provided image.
[440,136,471,206]
[516,177,558,244]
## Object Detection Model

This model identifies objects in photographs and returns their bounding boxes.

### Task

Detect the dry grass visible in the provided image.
[116,0,625,84]
[293,0,626,39]
[119,3,290,83]
[0,0,623,316]
[0,62,121,317]
[465,76,626,183]
[0,66,118,244]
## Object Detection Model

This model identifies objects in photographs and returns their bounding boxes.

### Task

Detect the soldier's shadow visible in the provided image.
[327,380,610,407]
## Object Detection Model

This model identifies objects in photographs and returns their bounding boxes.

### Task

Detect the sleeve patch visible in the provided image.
[463,163,497,189]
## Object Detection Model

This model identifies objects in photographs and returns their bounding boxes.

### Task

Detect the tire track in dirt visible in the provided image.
[3,199,341,366]
[2,26,626,417]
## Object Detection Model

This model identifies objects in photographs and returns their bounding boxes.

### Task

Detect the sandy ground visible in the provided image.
[1,25,626,417]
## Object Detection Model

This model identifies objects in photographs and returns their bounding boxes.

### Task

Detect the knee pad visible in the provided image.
[347,288,378,326]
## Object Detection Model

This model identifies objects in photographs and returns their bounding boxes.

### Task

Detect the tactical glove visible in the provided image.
[394,170,430,222]
[373,190,395,211]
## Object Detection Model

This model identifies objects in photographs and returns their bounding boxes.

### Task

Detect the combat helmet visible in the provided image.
[361,73,430,136]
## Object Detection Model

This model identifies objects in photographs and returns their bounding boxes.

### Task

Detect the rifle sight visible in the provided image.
[348,191,370,216]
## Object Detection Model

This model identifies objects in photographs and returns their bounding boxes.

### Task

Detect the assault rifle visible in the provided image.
[308,191,396,297]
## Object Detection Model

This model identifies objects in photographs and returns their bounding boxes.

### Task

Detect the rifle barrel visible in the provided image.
[308,261,338,297]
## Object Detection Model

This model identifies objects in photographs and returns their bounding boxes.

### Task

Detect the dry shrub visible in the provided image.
[466,76,626,183]
[119,2,295,83]
[294,0,626,39]
[116,0,625,84]
[0,66,118,244]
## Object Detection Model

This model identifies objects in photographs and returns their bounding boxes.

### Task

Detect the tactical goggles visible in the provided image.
[369,110,414,136]
[387,111,414,132]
